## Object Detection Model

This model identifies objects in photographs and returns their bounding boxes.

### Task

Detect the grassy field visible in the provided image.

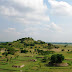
[0,44,72,72]
[0,37,72,72]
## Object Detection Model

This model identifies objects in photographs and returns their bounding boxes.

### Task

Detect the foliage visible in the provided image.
[37,49,54,55]
[64,44,68,47]
[48,43,53,49]
[7,48,15,55]
[54,45,59,49]
[50,54,64,63]
[62,49,64,51]
[2,52,8,56]
[0,45,4,48]
[21,49,28,53]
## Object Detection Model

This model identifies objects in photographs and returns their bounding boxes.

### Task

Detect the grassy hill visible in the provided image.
[0,37,72,72]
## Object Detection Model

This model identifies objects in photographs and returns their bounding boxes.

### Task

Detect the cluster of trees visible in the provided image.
[35,49,54,55]
[21,49,28,53]
[41,54,64,64]
[2,48,15,55]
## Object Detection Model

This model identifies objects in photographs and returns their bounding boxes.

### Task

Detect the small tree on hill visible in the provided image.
[48,43,53,50]
[7,48,15,55]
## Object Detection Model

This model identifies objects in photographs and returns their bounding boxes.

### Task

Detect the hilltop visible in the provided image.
[0,37,49,49]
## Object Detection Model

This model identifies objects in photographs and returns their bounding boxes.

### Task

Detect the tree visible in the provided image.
[2,52,8,56]
[54,45,59,49]
[50,54,64,63]
[7,48,15,55]
[64,44,68,47]
[48,43,53,50]
[21,49,28,53]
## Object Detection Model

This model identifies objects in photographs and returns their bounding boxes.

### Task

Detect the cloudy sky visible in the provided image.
[0,0,72,42]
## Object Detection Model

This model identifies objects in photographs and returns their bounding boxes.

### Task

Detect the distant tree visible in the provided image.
[62,49,64,51]
[48,43,53,50]
[30,47,32,49]
[68,50,69,51]
[54,45,59,49]
[64,44,68,47]
[20,48,23,50]
[2,52,8,56]
[7,48,15,55]
[48,43,52,46]
[21,50,28,53]
[30,50,31,53]
[34,49,37,52]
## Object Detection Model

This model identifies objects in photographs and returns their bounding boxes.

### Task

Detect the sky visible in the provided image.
[0,0,72,42]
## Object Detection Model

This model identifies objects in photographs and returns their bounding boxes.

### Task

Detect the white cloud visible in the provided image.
[0,6,21,16]
[5,28,16,32]
[11,0,47,12]
[4,28,21,35]
[50,22,62,32]
[0,0,49,25]
[48,0,72,16]
[43,22,62,32]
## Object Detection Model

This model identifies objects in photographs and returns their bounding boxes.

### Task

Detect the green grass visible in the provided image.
[1,44,72,72]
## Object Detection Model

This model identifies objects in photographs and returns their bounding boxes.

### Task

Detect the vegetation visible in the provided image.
[50,54,64,63]
[0,37,72,72]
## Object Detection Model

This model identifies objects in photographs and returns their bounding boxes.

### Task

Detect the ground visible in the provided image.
[0,44,72,72]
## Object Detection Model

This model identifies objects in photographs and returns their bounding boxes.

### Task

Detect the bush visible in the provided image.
[21,50,28,53]
[50,54,64,63]
[2,52,8,56]
[54,45,59,49]
[7,48,15,55]
[48,43,53,49]
[34,49,37,52]
[62,49,64,51]
[30,47,33,49]
[68,50,69,51]
[20,48,23,50]
[37,49,54,55]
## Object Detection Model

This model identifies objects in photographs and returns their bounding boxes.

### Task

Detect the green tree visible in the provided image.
[48,43,53,50]
[50,54,64,63]
[7,48,15,55]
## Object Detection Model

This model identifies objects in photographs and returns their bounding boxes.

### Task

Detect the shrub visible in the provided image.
[21,50,28,53]
[30,50,31,53]
[68,50,69,51]
[2,52,8,56]
[50,54,64,63]
[48,43,53,49]
[34,49,37,52]
[64,44,68,47]
[62,49,64,51]
[20,48,23,50]
[30,47,33,49]
[54,45,59,49]
[37,49,54,55]
[7,48,15,55]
